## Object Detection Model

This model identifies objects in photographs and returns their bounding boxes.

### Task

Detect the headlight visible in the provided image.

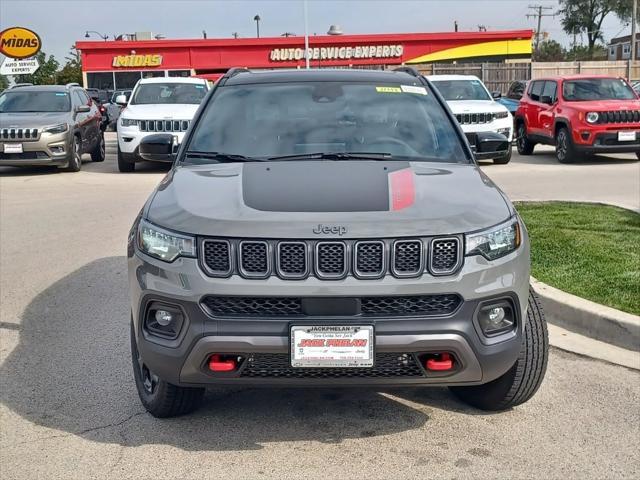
[137,219,195,262]
[42,123,68,134]
[585,112,599,124]
[120,118,138,127]
[494,111,509,119]
[465,217,521,260]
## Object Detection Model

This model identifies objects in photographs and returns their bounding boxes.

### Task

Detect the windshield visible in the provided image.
[0,91,71,113]
[431,79,492,101]
[185,82,468,163]
[562,78,636,101]
[130,83,206,105]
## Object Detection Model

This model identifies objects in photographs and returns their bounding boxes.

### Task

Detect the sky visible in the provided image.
[0,0,631,62]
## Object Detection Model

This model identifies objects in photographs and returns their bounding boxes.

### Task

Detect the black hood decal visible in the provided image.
[242,161,408,212]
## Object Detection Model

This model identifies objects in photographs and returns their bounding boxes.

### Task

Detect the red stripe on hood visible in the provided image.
[388,168,415,211]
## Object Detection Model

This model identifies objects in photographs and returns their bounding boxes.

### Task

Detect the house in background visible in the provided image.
[608,34,640,60]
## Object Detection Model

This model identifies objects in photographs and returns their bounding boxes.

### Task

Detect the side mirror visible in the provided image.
[115,94,128,106]
[139,134,178,162]
[492,91,502,99]
[540,95,553,105]
[473,131,510,160]
[75,105,91,113]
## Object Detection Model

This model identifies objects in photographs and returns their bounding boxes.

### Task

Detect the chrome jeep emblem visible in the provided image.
[313,224,347,236]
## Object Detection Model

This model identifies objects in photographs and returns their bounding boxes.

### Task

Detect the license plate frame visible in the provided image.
[290,325,374,368]
[3,143,23,154]
[618,131,637,142]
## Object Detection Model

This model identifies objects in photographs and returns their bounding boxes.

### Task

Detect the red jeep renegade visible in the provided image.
[515,75,640,163]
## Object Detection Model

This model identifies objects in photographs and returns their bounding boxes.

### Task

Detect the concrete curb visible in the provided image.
[531,277,640,352]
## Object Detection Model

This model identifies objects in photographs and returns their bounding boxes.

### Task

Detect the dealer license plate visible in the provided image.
[290,325,374,368]
[3,143,23,153]
[618,131,637,142]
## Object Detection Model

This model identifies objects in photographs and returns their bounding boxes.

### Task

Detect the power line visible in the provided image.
[527,4,556,51]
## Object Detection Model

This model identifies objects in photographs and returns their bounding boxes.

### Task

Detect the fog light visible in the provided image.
[497,128,511,138]
[477,301,515,336]
[155,309,174,326]
[145,302,184,339]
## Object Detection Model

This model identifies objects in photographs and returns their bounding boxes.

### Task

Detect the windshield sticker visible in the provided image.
[400,85,427,95]
[195,85,204,89]
[376,86,402,93]
[55,93,67,96]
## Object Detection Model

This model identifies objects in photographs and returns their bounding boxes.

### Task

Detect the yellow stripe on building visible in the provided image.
[405,39,532,64]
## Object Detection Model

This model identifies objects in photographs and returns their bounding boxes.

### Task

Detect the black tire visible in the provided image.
[64,135,82,172]
[636,152,640,161]
[516,122,535,155]
[450,289,549,411]
[555,127,579,163]
[493,146,512,165]
[131,322,204,418]
[118,145,135,172]
[91,133,105,162]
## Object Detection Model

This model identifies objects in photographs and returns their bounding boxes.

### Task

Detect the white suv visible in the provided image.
[428,75,513,164]
[116,77,208,172]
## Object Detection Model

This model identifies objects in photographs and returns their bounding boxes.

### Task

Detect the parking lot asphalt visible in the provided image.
[0,134,639,479]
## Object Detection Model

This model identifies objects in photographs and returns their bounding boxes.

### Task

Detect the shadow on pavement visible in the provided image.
[1,256,490,451]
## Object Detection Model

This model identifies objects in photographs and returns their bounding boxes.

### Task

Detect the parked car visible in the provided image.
[496,80,527,115]
[515,75,640,162]
[428,74,513,164]
[127,67,548,418]
[0,83,105,171]
[88,92,110,132]
[105,89,131,130]
[633,81,640,96]
[85,87,110,104]
[116,77,208,172]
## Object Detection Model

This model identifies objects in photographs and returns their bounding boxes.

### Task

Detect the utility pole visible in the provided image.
[527,4,555,52]
[632,0,638,61]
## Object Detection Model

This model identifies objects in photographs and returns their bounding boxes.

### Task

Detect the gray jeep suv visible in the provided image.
[128,68,548,418]
[0,84,104,171]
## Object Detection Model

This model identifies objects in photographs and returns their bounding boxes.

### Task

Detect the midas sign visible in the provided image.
[0,27,41,59]
[112,54,163,68]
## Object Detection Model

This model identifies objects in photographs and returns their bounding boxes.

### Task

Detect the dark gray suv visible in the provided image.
[0,84,104,171]
[128,68,548,417]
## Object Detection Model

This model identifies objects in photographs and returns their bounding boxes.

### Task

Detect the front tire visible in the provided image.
[555,127,579,163]
[118,145,135,172]
[450,290,549,411]
[131,322,204,418]
[91,133,105,162]
[64,136,82,172]
[516,122,535,155]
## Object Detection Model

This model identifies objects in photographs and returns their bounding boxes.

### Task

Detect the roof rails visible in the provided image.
[9,82,33,89]
[65,82,81,89]
[392,66,421,77]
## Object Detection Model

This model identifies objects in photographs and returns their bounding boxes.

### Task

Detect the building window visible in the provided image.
[168,70,191,77]
[623,44,631,54]
[114,71,142,89]
[609,47,616,56]
[87,72,114,90]
[141,70,166,79]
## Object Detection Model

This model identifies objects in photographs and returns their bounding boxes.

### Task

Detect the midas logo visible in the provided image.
[112,54,163,68]
[0,27,41,59]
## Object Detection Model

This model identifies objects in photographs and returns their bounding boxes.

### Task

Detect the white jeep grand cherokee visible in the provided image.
[428,75,513,164]
[116,77,208,172]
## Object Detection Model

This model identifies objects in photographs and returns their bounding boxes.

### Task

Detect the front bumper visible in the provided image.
[572,129,640,154]
[0,131,71,166]
[118,124,185,160]
[129,233,531,388]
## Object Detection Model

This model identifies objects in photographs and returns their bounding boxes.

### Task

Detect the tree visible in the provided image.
[613,0,639,23]
[566,43,608,60]
[57,46,82,85]
[534,40,566,61]
[0,74,8,92]
[14,51,59,85]
[559,0,621,58]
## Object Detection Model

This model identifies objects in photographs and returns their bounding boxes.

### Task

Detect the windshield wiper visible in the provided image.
[266,152,393,161]
[184,151,267,163]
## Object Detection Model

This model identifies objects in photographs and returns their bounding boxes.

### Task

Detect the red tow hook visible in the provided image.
[208,354,237,372]
[425,353,454,371]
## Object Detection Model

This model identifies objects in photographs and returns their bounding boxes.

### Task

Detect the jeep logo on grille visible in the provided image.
[313,224,347,236]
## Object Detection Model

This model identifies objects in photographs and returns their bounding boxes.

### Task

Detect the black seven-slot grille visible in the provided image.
[1,128,39,140]
[595,110,640,124]
[241,352,424,378]
[138,120,190,132]
[200,237,461,279]
[201,294,462,318]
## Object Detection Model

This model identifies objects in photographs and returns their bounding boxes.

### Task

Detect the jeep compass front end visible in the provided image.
[127,68,548,418]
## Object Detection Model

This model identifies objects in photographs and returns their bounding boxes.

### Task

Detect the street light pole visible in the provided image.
[254,15,261,38]
[303,0,310,69]
[85,30,109,41]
